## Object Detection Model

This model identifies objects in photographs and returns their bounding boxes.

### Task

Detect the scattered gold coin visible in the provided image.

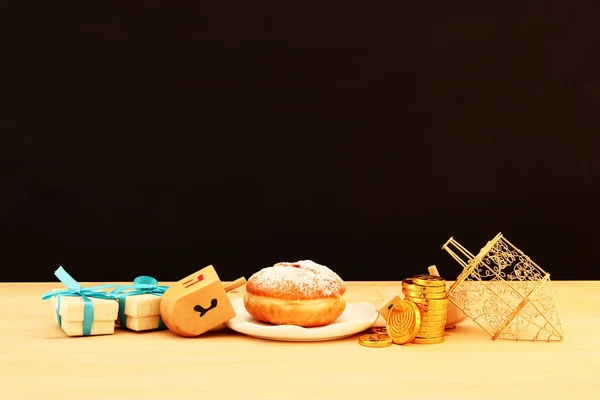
[359,334,393,348]
[371,326,387,335]
[386,300,421,345]
[413,336,445,344]
[412,274,446,287]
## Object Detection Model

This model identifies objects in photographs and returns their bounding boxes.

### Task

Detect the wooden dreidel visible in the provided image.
[374,286,403,321]
[110,276,170,332]
[160,265,246,337]
[42,266,119,337]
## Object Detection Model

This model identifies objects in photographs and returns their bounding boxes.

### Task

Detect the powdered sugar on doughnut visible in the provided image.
[246,260,346,300]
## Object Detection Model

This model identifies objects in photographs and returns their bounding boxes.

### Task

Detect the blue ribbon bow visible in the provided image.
[110,276,169,330]
[42,266,118,336]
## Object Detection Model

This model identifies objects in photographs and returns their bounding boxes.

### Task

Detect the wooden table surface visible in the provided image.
[1,281,598,399]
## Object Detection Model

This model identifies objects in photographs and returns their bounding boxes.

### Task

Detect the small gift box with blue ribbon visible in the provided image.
[42,266,119,337]
[110,276,169,331]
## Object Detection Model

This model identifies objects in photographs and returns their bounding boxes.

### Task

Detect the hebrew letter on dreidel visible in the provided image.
[182,274,204,288]
[194,299,218,317]
[160,265,246,337]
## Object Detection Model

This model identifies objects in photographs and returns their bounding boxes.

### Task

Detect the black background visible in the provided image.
[4,2,599,282]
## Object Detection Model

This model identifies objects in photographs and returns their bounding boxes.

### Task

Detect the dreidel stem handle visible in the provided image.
[428,265,440,277]
[223,277,247,293]
[375,286,386,300]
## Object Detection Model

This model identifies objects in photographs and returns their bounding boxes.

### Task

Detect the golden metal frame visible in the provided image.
[442,232,564,341]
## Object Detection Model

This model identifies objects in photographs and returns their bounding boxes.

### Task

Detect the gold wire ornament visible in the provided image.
[442,232,564,341]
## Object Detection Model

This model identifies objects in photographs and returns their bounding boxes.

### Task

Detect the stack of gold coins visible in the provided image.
[402,274,448,344]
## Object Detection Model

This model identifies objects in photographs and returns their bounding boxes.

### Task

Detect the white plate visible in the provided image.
[224,298,379,342]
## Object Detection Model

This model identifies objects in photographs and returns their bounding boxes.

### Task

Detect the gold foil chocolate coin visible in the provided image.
[402,279,446,293]
[417,330,445,337]
[418,325,446,332]
[412,274,446,287]
[416,331,446,339]
[359,334,393,348]
[420,307,448,314]
[371,326,388,335]
[420,321,447,329]
[420,309,448,317]
[420,326,446,332]
[403,290,447,300]
[421,316,448,324]
[409,297,448,307]
[413,336,445,344]
[415,311,448,320]
[412,305,447,312]
[386,300,421,345]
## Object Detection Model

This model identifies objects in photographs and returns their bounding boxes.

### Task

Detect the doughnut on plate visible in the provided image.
[224,298,378,342]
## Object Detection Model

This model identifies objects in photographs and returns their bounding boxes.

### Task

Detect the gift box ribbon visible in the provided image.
[42,266,118,336]
[110,276,169,329]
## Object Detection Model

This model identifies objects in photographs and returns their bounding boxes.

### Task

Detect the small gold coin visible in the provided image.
[415,312,447,320]
[417,331,445,338]
[421,315,448,323]
[419,321,447,329]
[412,274,446,287]
[411,305,447,313]
[358,334,393,348]
[408,297,448,307]
[420,315,447,322]
[417,303,448,315]
[402,279,446,293]
[416,327,445,336]
[421,323,446,329]
[386,300,421,345]
[413,336,445,344]
[402,290,447,300]
[409,296,448,303]
[414,302,448,311]
[371,326,388,335]
[414,306,448,316]
[419,321,446,328]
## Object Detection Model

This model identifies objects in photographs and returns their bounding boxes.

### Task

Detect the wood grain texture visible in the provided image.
[1,281,598,399]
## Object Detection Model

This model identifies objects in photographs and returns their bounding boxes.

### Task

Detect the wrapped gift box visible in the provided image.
[43,266,118,337]
[50,295,118,336]
[111,276,168,332]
